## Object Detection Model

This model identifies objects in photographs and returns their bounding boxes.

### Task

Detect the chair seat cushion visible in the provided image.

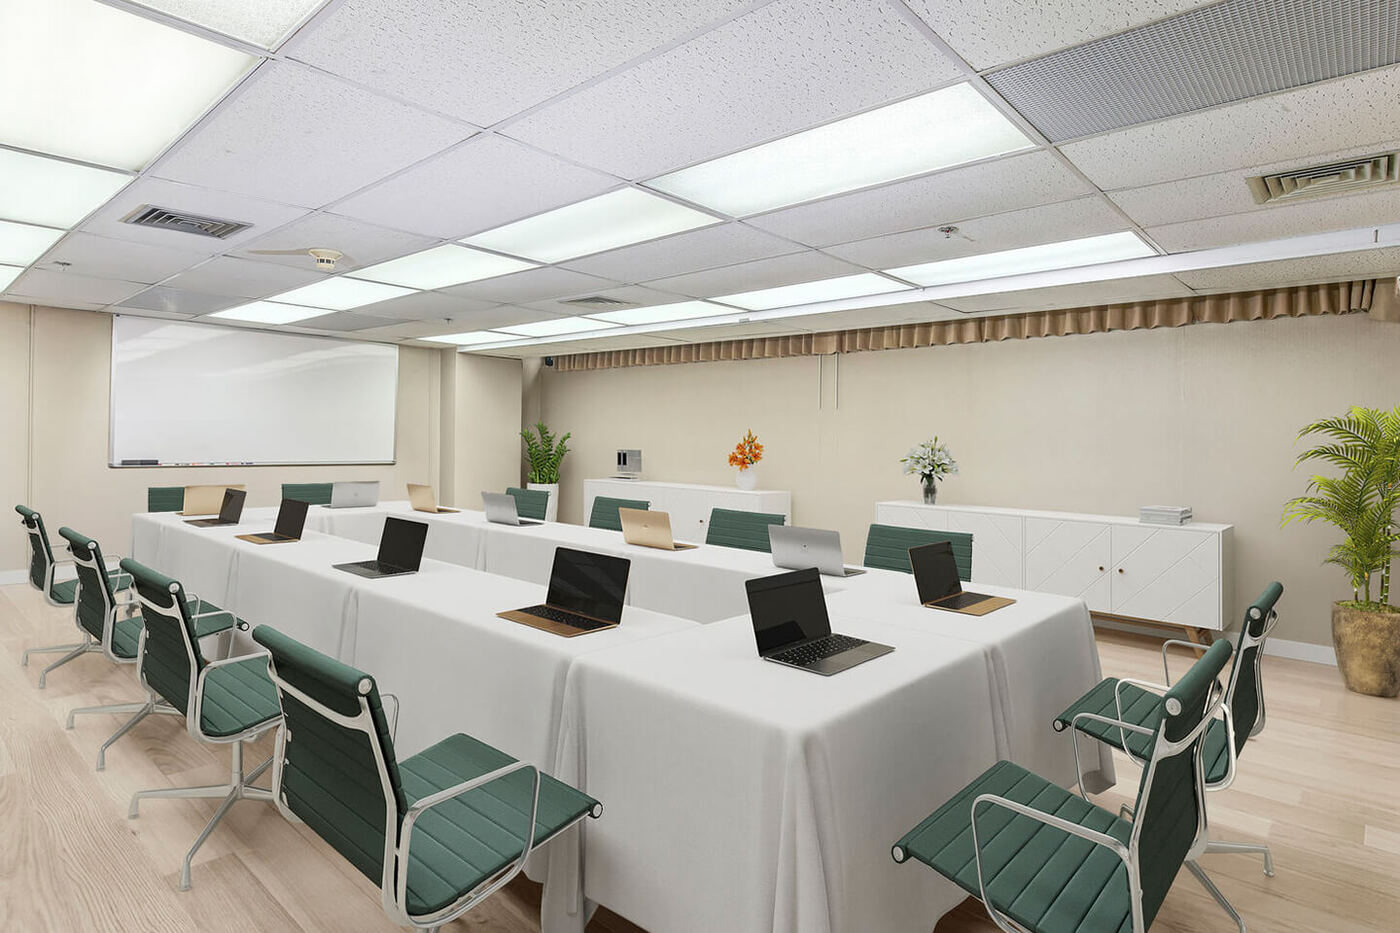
[110,599,237,660]
[1058,678,1232,785]
[398,733,599,917]
[895,760,1135,933]
[199,656,281,737]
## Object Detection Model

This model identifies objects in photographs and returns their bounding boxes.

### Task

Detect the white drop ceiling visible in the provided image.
[1,0,1398,359]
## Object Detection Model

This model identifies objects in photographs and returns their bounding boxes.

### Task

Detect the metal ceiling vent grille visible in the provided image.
[987,0,1400,142]
[1247,152,1400,203]
[560,296,634,308]
[120,205,252,239]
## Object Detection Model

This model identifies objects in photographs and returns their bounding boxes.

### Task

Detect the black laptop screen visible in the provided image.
[745,568,831,654]
[910,542,962,604]
[218,489,247,524]
[546,547,630,623]
[378,517,428,571]
[273,498,310,539]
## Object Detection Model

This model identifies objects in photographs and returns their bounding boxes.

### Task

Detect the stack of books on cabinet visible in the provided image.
[1139,505,1193,525]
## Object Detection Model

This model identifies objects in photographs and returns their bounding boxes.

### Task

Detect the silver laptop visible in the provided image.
[769,525,866,577]
[481,491,541,526]
[328,481,379,509]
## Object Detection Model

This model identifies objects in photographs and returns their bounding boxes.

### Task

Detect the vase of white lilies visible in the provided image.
[901,437,958,505]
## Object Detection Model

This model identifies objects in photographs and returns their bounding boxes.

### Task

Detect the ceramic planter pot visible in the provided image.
[736,466,758,491]
[527,482,559,522]
[1332,602,1400,697]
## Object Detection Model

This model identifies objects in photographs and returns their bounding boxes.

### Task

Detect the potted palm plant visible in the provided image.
[1283,405,1400,697]
[521,422,570,523]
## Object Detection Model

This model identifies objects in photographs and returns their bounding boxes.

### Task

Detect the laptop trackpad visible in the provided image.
[809,641,893,675]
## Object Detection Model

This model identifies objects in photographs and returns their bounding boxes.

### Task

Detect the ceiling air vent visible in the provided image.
[1246,152,1400,204]
[120,204,252,239]
[559,295,634,308]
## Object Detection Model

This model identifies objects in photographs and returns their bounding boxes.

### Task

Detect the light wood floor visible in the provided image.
[2,582,1397,932]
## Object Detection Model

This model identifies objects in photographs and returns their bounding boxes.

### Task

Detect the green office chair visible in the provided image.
[506,486,549,521]
[895,640,1242,933]
[252,624,602,930]
[59,527,239,770]
[863,523,973,578]
[17,505,132,686]
[1055,582,1284,878]
[281,482,333,506]
[704,508,785,552]
[147,486,185,513]
[588,496,650,532]
[121,559,281,891]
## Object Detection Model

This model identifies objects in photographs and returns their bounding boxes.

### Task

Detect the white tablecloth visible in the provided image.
[544,617,1000,933]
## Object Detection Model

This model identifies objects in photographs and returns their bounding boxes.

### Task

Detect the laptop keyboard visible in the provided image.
[939,592,991,609]
[355,560,407,575]
[771,633,868,666]
[519,605,611,631]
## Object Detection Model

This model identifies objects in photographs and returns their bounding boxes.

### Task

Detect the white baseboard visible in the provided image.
[0,569,27,586]
[1094,618,1337,667]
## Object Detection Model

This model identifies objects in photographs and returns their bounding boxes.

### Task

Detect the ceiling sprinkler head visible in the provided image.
[937,225,959,238]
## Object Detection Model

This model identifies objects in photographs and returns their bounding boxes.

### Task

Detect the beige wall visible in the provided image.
[441,350,524,502]
[538,312,1400,649]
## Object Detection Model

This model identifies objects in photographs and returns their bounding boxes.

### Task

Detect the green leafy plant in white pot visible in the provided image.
[901,436,958,504]
[1283,405,1400,697]
[521,422,570,523]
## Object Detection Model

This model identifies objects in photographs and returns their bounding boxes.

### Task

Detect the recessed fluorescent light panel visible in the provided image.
[129,0,328,49]
[209,300,326,324]
[348,244,536,290]
[0,148,131,228]
[419,330,518,346]
[588,300,729,325]
[0,219,64,266]
[649,84,1033,217]
[497,316,622,337]
[270,277,415,311]
[716,273,911,311]
[0,265,24,292]
[462,188,720,263]
[1,0,257,171]
[888,232,1157,287]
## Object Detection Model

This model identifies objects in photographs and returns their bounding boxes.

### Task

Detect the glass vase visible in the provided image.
[921,475,937,505]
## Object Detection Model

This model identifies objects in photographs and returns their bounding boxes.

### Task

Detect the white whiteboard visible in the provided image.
[110,316,397,466]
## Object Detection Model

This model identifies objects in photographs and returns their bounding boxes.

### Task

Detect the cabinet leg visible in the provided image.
[1185,627,1213,646]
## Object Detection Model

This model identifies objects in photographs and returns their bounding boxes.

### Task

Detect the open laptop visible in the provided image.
[185,489,247,527]
[746,568,892,675]
[179,484,245,516]
[769,525,865,577]
[481,491,541,526]
[408,483,458,514]
[236,498,309,544]
[619,507,696,550]
[497,547,629,637]
[910,541,1015,615]
[333,517,428,578]
[328,481,379,509]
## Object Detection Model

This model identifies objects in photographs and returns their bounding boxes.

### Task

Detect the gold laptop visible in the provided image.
[618,508,697,550]
[179,484,246,516]
[407,483,458,514]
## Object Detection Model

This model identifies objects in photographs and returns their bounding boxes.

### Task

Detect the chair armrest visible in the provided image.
[1160,638,1207,684]
[1113,676,1169,725]
[1068,711,1156,796]
[193,652,274,733]
[381,693,400,741]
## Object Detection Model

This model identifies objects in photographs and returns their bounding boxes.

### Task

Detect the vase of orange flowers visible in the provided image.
[728,429,764,490]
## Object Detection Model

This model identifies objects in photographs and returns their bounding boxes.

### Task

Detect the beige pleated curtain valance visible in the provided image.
[554,277,1399,372]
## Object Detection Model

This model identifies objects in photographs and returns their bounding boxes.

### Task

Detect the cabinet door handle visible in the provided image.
[1117,568,1125,574]
[1097,566,1105,572]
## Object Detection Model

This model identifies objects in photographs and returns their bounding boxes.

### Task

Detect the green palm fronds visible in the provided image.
[1283,405,1400,606]
[520,422,571,484]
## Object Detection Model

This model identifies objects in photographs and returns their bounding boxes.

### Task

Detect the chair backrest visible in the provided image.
[282,482,334,506]
[589,496,650,531]
[59,527,116,646]
[15,505,55,592]
[252,624,405,896]
[1221,581,1283,755]
[864,523,973,579]
[705,508,785,552]
[147,486,185,513]
[1130,639,1233,928]
[121,558,205,715]
[506,486,549,521]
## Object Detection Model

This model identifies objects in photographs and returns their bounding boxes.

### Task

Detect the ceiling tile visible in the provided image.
[746,151,1092,247]
[331,135,618,239]
[120,287,244,315]
[1146,186,1400,252]
[645,321,810,342]
[1060,64,1400,189]
[34,232,209,284]
[6,268,147,306]
[285,0,754,126]
[152,62,469,207]
[160,256,328,298]
[505,0,962,179]
[235,213,439,274]
[129,0,328,50]
[442,305,580,330]
[77,177,308,255]
[825,196,1129,268]
[290,311,402,332]
[440,267,622,304]
[906,0,1209,70]
[1174,246,1400,291]
[353,318,500,340]
[936,273,1194,313]
[561,222,802,282]
[358,290,501,322]
[520,285,691,316]
[642,251,870,299]
[778,300,965,332]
